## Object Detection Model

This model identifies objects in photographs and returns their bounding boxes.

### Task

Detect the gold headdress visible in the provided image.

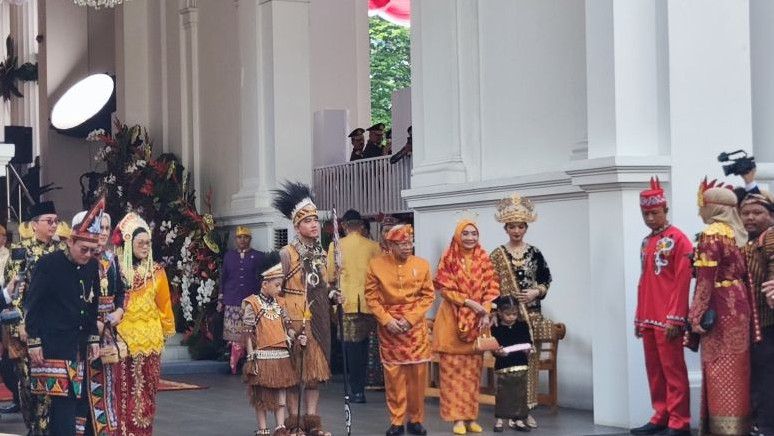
[261,263,284,281]
[235,226,251,237]
[495,193,537,224]
[114,212,153,285]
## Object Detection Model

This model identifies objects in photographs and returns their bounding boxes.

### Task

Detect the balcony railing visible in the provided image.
[313,155,411,216]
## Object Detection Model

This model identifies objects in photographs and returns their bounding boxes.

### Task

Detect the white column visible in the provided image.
[179,0,201,209]
[581,0,673,427]
[116,0,150,129]
[9,0,40,157]
[751,0,774,162]
[409,0,478,187]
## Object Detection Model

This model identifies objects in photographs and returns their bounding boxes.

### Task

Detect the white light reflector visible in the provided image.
[51,74,114,130]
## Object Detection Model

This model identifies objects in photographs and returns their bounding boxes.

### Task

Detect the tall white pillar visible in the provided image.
[225,0,313,248]
[409,0,479,187]
[581,0,673,427]
[179,0,202,209]
[751,0,774,162]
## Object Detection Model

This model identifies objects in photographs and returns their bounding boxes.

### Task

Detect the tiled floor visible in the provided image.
[0,373,627,435]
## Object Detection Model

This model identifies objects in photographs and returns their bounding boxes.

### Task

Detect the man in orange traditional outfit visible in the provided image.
[632,177,693,436]
[365,224,435,436]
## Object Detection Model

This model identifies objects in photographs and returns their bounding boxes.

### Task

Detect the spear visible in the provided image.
[332,206,352,436]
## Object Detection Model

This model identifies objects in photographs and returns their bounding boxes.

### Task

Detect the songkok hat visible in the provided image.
[740,190,774,212]
[56,222,72,239]
[640,177,668,211]
[698,178,737,208]
[342,209,363,223]
[235,226,251,237]
[495,194,537,224]
[384,224,413,243]
[272,181,318,226]
[348,128,365,138]
[27,201,56,220]
[367,123,385,132]
[71,196,105,244]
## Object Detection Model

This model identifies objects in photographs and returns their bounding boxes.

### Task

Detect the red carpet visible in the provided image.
[0,379,204,401]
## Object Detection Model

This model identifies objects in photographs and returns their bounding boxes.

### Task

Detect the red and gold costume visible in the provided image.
[365,225,435,427]
[634,178,693,432]
[690,181,759,435]
[113,213,176,436]
[431,219,499,423]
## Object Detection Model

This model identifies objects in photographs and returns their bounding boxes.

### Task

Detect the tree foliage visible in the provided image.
[370,17,411,128]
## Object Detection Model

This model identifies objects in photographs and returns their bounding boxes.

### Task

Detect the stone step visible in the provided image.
[161,360,230,376]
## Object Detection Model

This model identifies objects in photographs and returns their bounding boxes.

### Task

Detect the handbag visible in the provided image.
[474,331,501,352]
[99,321,128,365]
[700,309,716,332]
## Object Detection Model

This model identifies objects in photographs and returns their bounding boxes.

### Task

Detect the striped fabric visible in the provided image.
[745,229,774,328]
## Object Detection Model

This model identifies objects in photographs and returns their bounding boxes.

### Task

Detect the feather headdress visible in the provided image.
[271,181,318,226]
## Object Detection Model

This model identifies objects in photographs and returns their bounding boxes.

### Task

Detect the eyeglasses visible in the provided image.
[78,246,100,255]
[134,240,152,247]
[35,218,59,226]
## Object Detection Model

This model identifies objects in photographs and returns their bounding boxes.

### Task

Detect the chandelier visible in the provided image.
[73,0,131,8]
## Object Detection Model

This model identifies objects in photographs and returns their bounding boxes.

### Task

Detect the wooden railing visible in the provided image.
[313,155,411,216]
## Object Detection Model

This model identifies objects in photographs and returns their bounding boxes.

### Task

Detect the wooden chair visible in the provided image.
[426,323,567,410]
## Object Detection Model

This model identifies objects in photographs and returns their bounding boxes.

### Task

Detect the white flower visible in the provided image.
[86,129,106,142]
[164,228,178,245]
[105,174,116,185]
[136,160,147,168]
[117,186,124,198]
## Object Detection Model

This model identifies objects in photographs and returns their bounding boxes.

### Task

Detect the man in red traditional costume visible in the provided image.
[631,177,692,436]
[365,224,435,436]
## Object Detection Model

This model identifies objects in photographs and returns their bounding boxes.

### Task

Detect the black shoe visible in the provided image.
[630,422,667,435]
[0,403,19,414]
[386,424,405,436]
[351,392,367,403]
[406,422,427,436]
[665,429,691,436]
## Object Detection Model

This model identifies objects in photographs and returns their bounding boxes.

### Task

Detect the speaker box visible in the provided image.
[6,126,32,164]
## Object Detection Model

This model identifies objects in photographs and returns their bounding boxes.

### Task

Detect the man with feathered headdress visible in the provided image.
[272,181,341,436]
[25,198,103,436]
[631,177,692,436]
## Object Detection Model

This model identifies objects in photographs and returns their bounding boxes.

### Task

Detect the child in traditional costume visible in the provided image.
[491,295,533,433]
[242,259,303,436]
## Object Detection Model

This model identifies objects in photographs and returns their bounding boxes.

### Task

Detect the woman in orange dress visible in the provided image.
[432,219,500,435]
[113,213,176,436]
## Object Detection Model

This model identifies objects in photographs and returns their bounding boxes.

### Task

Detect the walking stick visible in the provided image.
[331,207,352,435]
[293,301,309,436]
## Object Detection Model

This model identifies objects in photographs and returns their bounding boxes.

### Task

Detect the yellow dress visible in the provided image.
[117,265,175,356]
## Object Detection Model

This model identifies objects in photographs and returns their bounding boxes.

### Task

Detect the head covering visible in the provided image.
[367,123,385,132]
[495,193,537,224]
[70,196,105,244]
[235,226,251,237]
[698,178,747,247]
[27,201,56,220]
[114,212,153,284]
[272,181,318,226]
[739,190,774,213]
[72,210,111,228]
[434,219,500,342]
[348,128,365,138]
[640,177,668,211]
[56,222,72,240]
[259,251,282,281]
[261,264,283,281]
[342,209,363,223]
[18,222,32,240]
[384,224,413,243]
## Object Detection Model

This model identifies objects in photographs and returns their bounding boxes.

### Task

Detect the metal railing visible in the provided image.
[313,155,411,216]
[6,164,33,224]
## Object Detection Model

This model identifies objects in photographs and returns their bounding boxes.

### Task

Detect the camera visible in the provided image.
[718,150,756,176]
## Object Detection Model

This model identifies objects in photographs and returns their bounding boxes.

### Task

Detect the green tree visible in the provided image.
[370,16,411,128]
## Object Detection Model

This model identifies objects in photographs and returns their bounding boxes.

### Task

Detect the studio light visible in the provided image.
[51,73,116,138]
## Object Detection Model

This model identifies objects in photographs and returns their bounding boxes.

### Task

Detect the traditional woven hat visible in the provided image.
[70,196,106,244]
[384,224,413,243]
[495,194,537,224]
[640,177,667,211]
[235,226,251,237]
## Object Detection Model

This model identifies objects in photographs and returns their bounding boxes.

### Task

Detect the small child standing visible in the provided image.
[242,262,305,436]
[491,295,534,432]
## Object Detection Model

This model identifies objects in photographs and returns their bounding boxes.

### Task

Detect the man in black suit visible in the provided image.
[363,123,386,159]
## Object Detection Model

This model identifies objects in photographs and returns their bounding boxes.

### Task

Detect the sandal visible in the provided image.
[255,429,271,436]
[493,422,504,433]
[273,425,290,436]
[526,415,538,429]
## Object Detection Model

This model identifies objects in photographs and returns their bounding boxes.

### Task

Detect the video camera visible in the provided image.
[0,247,33,325]
[718,150,756,177]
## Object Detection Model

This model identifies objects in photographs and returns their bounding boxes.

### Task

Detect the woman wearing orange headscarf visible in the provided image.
[432,220,500,435]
